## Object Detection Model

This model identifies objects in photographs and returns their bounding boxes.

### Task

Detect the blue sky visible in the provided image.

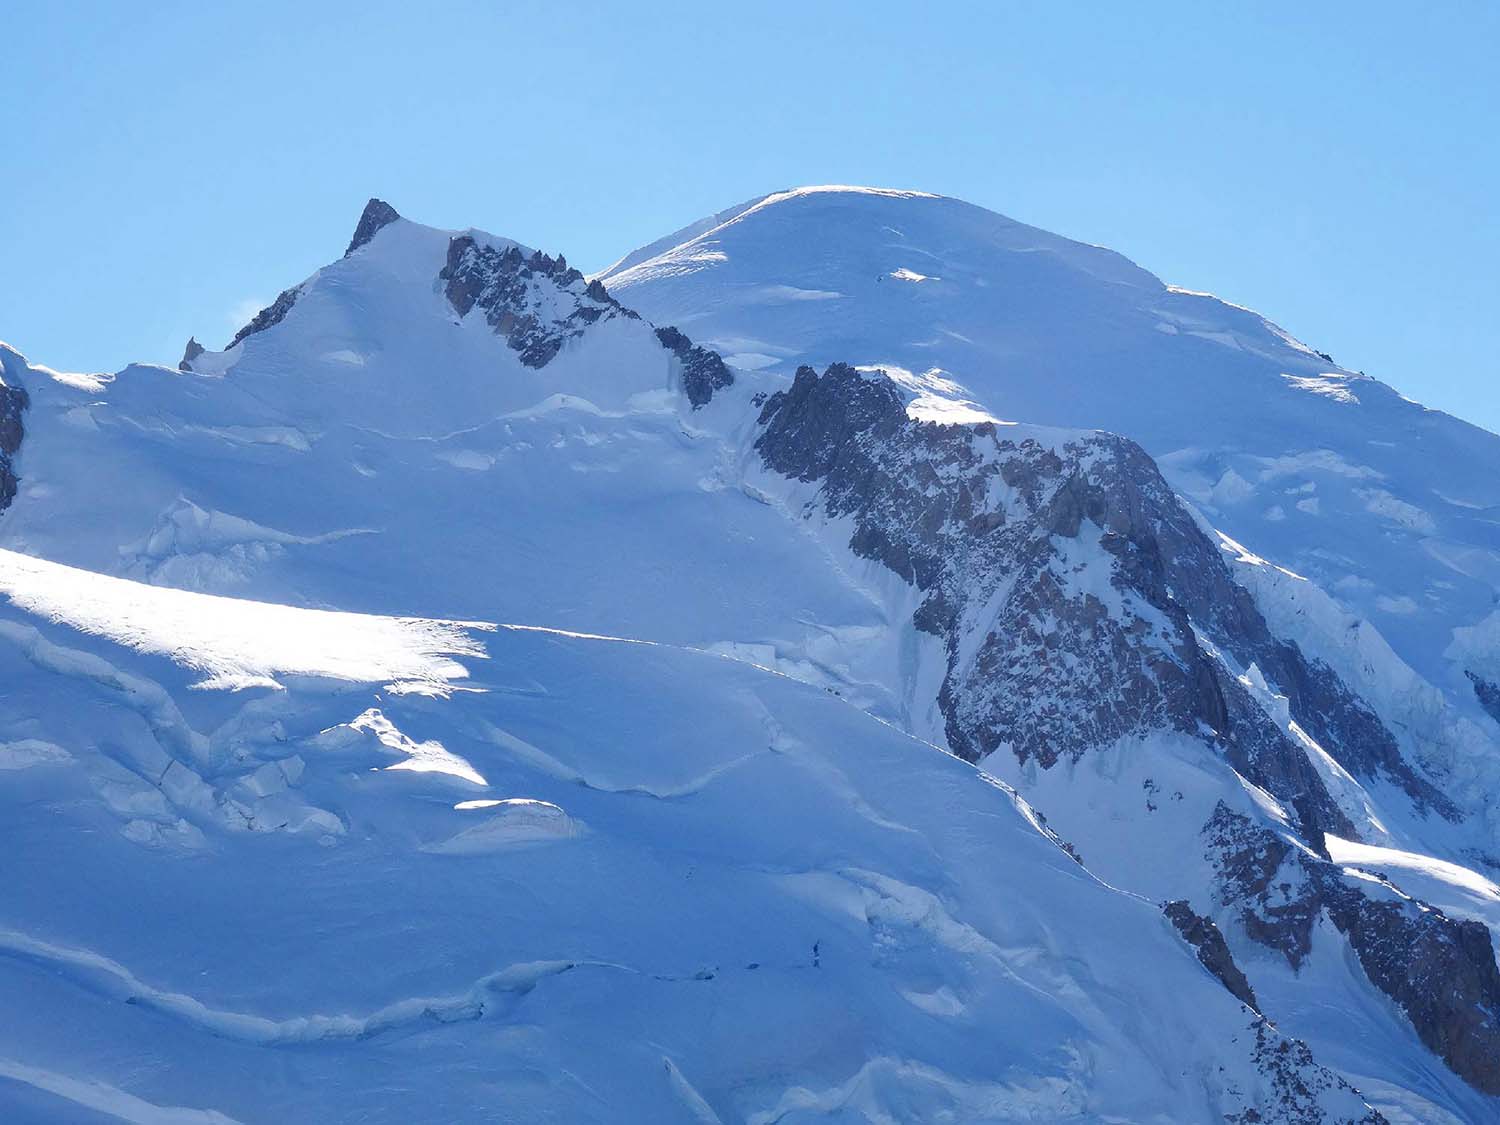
[4,1,1497,431]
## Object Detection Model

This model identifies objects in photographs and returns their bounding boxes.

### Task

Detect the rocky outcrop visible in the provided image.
[751,359,1500,1097]
[438,235,631,368]
[754,362,1353,840]
[1146,506,1455,816]
[1466,670,1500,725]
[179,336,205,371]
[654,326,733,408]
[1228,1019,1386,1124]
[345,198,400,256]
[223,200,396,350]
[751,362,1500,1094]
[1205,803,1500,1094]
[228,286,301,350]
[1164,899,1259,1011]
[1204,805,1324,968]
[754,360,1451,821]
[0,373,26,512]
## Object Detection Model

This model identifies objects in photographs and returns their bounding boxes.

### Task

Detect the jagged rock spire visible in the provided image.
[178,336,205,371]
[345,198,401,257]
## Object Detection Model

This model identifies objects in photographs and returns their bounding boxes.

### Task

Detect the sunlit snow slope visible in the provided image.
[0,526,1373,1122]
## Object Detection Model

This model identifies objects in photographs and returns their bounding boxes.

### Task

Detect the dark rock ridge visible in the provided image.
[1466,670,1500,726]
[0,373,26,511]
[438,235,633,368]
[1228,1019,1386,1125]
[179,336,205,371]
[752,362,1407,840]
[1206,803,1500,1094]
[752,360,1494,1094]
[654,326,733,408]
[345,198,401,256]
[228,285,301,350]
[1160,527,1455,820]
[1164,899,1259,1012]
[225,199,400,350]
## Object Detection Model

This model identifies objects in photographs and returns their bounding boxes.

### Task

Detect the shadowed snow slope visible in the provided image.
[0,562,1375,1122]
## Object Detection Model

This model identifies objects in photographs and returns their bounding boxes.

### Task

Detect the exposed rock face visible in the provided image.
[345,198,401,256]
[227,200,392,351]
[0,374,26,511]
[754,362,1359,839]
[1205,803,1500,1094]
[228,285,301,350]
[753,360,1450,816]
[1159,528,1454,817]
[1164,899,1259,1012]
[1466,670,1500,725]
[654,326,733,408]
[1228,1019,1386,1125]
[1204,804,1324,968]
[751,360,1499,1096]
[438,235,631,368]
[179,336,205,371]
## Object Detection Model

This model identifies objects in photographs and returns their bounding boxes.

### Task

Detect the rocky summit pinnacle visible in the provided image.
[345,197,401,256]
[178,336,205,371]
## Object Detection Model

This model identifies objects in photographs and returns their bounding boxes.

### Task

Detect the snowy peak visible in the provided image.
[603,184,1148,283]
[4,187,1500,1120]
[344,196,402,257]
[175,204,718,441]
[601,182,1321,386]
[607,183,1500,792]
[602,183,1165,319]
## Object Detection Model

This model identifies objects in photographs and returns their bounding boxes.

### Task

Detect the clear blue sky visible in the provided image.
[4,1,1497,431]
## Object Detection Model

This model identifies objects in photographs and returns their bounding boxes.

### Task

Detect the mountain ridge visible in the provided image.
[1,189,1497,1120]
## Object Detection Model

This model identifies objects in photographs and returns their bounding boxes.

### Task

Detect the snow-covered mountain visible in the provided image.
[603,186,1500,744]
[0,189,1496,1121]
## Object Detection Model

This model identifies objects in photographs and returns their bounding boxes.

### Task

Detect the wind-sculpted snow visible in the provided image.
[121,498,375,590]
[0,928,578,1045]
[0,548,487,691]
[0,1058,240,1124]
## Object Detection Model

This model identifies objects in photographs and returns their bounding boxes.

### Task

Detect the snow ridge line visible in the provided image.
[0,929,576,1045]
[0,619,210,768]
[0,1056,242,1124]
[488,623,1122,881]
[480,719,768,800]
[0,930,779,1048]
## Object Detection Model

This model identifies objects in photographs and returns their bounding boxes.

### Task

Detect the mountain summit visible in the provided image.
[0,189,1496,1121]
